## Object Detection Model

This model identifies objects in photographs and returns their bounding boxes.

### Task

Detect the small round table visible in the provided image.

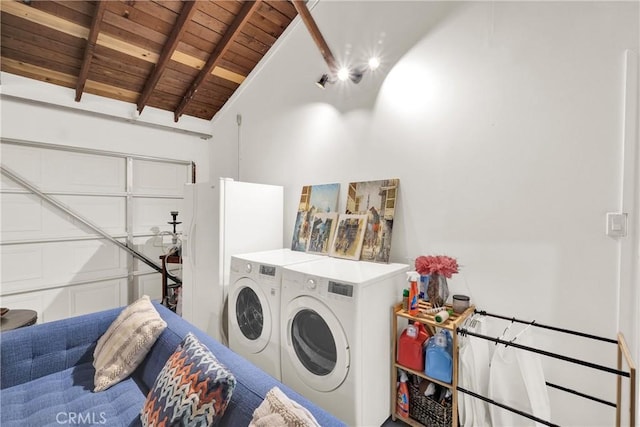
[0,309,38,332]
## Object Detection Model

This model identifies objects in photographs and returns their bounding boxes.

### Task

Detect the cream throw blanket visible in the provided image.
[250,387,321,427]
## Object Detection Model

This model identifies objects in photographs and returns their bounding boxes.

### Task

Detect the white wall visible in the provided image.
[211,1,639,425]
[1,73,211,177]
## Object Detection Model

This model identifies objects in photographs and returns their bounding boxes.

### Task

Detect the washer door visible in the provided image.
[284,296,349,392]
[229,277,271,353]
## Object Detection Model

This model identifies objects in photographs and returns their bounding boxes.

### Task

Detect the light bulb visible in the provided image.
[337,67,350,81]
[368,56,380,70]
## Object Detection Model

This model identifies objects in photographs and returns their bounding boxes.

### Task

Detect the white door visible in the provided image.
[229,277,272,353]
[283,296,350,392]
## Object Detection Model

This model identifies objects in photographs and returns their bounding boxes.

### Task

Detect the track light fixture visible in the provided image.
[315,56,379,89]
[350,68,364,84]
[290,1,381,90]
[316,74,330,89]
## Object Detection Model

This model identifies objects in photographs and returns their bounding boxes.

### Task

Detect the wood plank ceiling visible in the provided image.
[1,0,298,121]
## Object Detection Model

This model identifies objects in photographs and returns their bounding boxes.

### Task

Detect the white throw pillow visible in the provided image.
[250,387,320,427]
[93,295,167,392]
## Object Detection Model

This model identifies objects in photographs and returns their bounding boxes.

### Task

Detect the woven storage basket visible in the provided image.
[408,380,453,427]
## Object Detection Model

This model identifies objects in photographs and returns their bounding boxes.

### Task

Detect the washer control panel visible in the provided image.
[260,264,276,277]
[230,257,279,284]
[328,281,353,298]
[283,271,356,302]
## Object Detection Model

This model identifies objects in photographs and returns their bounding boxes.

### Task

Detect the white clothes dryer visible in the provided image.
[228,249,323,380]
[280,258,408,426]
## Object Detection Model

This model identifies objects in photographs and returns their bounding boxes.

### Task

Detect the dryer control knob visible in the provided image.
[307,279,316,290]
[245,263,252,273]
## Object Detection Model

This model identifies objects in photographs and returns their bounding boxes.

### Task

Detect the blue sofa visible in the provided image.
[0,302,346,427]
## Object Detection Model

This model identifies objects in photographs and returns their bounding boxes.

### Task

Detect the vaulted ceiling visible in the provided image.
[1,0,298,121]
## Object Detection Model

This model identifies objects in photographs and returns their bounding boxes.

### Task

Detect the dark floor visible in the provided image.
[381,415,406,426]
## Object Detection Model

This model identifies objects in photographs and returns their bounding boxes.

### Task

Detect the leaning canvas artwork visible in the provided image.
[306,212,338,255]
[345,179,399,263]
[329,214,368,260]
[291,183,340,252]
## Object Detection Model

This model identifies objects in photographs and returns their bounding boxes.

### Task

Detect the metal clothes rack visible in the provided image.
[455,309,636,427]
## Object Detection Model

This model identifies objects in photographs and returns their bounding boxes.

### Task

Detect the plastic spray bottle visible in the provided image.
[407,271,420,316]
[396,370,410,418]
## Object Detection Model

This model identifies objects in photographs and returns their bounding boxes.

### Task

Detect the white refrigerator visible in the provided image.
[181,178,283,344]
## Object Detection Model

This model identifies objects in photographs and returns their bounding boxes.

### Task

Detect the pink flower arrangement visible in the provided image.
[415,255,459,278]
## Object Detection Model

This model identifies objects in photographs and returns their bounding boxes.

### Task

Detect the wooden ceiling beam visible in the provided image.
[75,0,107,102]
[290,0,338,73]
[137,0,198,113]
[3,57,139,102]
[1,0,295,121]
[174,0,261,122]
[2,1,246,86]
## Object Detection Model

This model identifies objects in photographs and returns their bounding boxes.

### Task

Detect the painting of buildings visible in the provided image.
[346,179,399,263]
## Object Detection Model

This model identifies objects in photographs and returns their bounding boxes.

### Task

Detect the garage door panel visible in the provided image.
[2,240,127,294]
[135,273,163,302]
[1,194,126,241]
[0,288,68,324]
[44,151,125,193]
[2,145,125,193]
[132,198,183,235]
[1,246,44,283]
[67,240,125,275]
[69,279,127,316]
[52,196,126,235]
[0,193,42,234]
[133,160,188,196]
[132,235,173,274]
[0,145,43,189]
[1,141,189,322]
[0,280,127,323]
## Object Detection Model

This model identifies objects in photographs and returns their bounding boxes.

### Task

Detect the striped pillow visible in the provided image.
[140,332,236,426]
[93,295,167,392]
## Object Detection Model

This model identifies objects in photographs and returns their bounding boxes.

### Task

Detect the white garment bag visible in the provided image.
[459,316,492,426]
[488,326,551,427]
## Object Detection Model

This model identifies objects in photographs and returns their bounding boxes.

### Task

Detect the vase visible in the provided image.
[426,274,449,308]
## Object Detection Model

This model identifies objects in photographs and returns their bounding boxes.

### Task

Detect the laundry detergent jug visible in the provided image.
[397,321,430,371]
[424,330,453,383]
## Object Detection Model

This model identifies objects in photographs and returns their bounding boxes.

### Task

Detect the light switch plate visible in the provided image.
[606,212,628,237]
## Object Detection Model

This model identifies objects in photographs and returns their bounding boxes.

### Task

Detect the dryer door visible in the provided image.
[283,296,349,392]
[229,277,271,353]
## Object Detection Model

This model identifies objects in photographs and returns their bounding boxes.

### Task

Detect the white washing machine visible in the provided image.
[228,248,324,380]
[280,257,408,426]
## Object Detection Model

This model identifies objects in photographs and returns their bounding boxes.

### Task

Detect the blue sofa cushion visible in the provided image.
[0,307,119,390]
[141,333,236,427]
[1,361,145,427]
